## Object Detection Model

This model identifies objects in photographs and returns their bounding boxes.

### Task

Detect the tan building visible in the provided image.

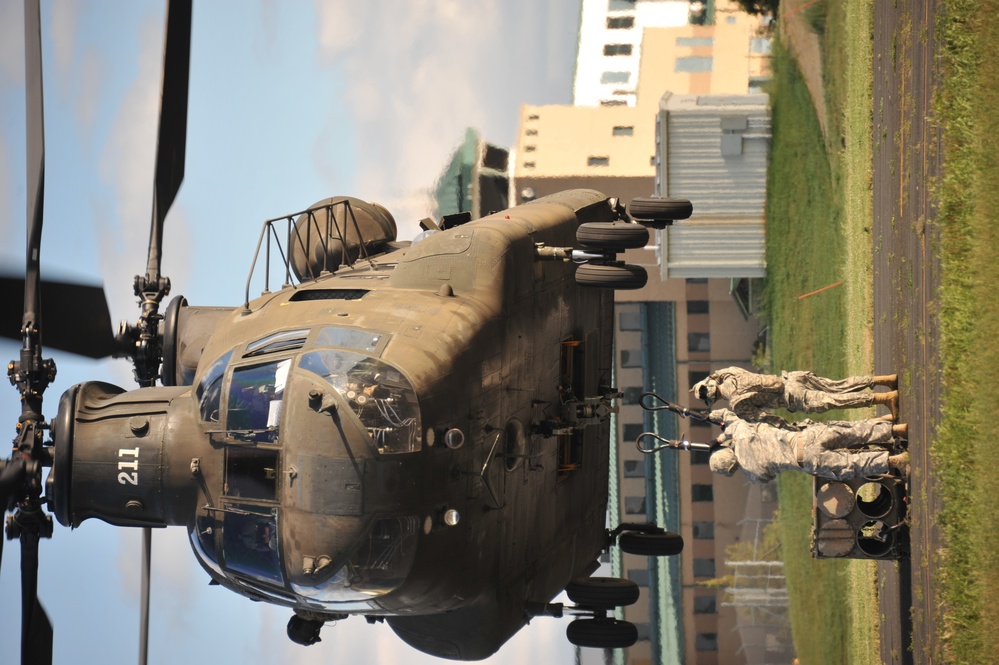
[514,5,784,664]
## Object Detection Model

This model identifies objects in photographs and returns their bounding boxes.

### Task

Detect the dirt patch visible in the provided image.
[871,1,944,664]
[779,0,828,138]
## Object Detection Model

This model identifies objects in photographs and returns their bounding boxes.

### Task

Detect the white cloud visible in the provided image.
[310,0,576,233]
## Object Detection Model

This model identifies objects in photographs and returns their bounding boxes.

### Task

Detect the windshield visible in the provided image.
[300,350,421,454]
[225,359,291,443]
[291,515,418,603]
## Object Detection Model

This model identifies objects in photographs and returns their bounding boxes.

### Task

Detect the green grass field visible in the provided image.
[766,0,999,662]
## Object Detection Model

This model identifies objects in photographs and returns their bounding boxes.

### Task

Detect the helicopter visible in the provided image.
[1,1,694,663]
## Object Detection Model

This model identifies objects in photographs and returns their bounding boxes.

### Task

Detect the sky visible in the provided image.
[0,1,586,663]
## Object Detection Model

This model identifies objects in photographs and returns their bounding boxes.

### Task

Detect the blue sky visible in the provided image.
[0,1,584,662]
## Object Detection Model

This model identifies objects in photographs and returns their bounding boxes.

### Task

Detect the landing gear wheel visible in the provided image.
[576,222,649,250]
[566,618,638,649]
[565,577,640,608]
[575,263,647,290]
[618,531,684,556]
[626,197,693,228]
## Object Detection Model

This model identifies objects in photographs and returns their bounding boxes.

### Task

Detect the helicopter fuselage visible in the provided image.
[50,189,618,660]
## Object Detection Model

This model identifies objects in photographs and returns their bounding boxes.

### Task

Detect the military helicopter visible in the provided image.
[1,1,693,662]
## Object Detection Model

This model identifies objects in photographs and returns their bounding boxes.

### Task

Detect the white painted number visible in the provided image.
[118,447,140,486]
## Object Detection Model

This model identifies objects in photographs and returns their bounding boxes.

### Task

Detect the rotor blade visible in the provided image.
[146,0,192,284]
[139,527,151,665]
[23,0,45,338]
[0,276,118,359]
[21,529,53,665]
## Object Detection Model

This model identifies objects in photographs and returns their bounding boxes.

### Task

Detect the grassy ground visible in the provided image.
[764,1,879,664]
[932,0,999,661]
[768,0,999,662]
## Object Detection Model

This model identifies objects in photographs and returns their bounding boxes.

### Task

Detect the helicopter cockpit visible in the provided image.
[188,325,423,606]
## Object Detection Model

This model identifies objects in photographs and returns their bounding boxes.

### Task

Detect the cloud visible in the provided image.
[311,0,577,235]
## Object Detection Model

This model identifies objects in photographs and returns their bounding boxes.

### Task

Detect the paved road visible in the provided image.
[872,2,943,664]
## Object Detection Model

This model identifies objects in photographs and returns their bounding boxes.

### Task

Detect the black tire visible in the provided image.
[576,222,649,250]
[618,531,684,557]
[626,197,693,223]
[565,577,640,608]
[575,263,647,290]
[566,618,638,650]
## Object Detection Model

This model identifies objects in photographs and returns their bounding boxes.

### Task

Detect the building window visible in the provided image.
[676,56,713,73]
[600,70,630,84]
[527,114,540,120]
[524,145,536,152]
[624,496,646,515]
[693,558,716,578]
[623,458,645,478]
[688,370,709,387]
[696,633,719,651]
[686,277,708,284]
[608,0,636,9]
[692,484,714,502]
[693,521,715,539]
[690,450,711,465]
[694,595,717,614]
[622,387,643,405]
[612,126,634,137]
[607,16,635,29]
[603,43,633,57]
[676,36,714,48]
[650,155,656,166]
[620,348,642,367]
[687,300,710,314]
[588,156,610,167]
[688,333,711,352]
[619,311,642,330]
[525,128,538,136]
[523,161,535,169]
[600,99,628,107]
[623,424,644,443]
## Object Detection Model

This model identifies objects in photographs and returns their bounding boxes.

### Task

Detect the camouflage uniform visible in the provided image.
[711,409,892,484]
[695,366,880,420]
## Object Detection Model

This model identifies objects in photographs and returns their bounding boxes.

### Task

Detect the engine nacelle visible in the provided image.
[161,296,235,386]
[47,381,204,529]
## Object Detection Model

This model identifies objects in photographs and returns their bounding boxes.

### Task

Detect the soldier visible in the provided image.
[707,408,910,484]
[691,366,899,421]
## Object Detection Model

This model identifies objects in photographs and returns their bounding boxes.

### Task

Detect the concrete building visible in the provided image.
[573,0,690,108]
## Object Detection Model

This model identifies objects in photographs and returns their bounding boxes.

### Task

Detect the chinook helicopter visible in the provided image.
[1,1,694,662]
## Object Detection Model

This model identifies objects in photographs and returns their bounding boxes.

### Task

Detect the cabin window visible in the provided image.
[225,447,279,501]
[197,350,234,423]
[222,505,283,584]
[226,359,291,442]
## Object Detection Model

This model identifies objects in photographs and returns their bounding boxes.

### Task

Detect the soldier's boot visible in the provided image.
[888,451,910,476]
[872,390,899,420]
[891,422,908,440]
[872,374,898,389]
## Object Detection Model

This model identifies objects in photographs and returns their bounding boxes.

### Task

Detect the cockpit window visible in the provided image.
[244,329,310,357]
[291,515,418,603]
[313,327,383,353]
[197,350,234,423]
[300,350,421,454]
[222,504,283,585]
[226,359,291,443]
